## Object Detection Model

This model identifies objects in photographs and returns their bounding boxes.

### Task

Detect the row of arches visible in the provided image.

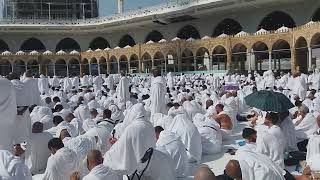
[2,32,320,76]
[1,9,320,52]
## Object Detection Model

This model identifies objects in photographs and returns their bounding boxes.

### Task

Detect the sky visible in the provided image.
[98,0,168,16]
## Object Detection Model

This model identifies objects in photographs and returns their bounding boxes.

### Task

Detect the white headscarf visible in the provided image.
[103,103,156,175]
[74,105,90,122]
[109,104,124,123]
[167,114,202,162]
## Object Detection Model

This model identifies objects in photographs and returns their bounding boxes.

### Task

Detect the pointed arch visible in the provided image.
[212,45,227,70]
[177,25,201,40]
[166,50,178,72]
[295,37,308,73]
[0,39,10,52]
[145,30,164,43]
[99,57,107,74]
[56,38,81,52]
[20,38,46,51]
[119,35,136,48]
[89,37,110,50]
[181,48,194,71]
[258,11,296,31]
[129,54,139,73]
[232,43,247,72]
[68,59,80,76]
[0,59,11,76]
[119,55,128,73]
[312,8,320,21]
[27,60,39,75]
[13,60,25,76]
[213,18,242,37]
[272,39,291,71]
[196,47,210,71]
[55,59,67,77]
[252,41,269,71]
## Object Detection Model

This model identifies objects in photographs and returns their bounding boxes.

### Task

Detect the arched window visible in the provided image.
[118,35,136,48]
[0,39,9,52]
[145,30,164,43]
[20,38,46,51]
[312,8,320,21]
[177,25,200,39]
[213,19,242,37]
[258,11,296,31]
[56,38,81,52]
[89,37,110,50]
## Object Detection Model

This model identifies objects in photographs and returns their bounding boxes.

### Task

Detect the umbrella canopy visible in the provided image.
[244,90,294,113]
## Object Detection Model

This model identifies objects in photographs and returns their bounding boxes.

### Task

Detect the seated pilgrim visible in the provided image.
[26,122,52,175]
[155,126,189,177]
[210,104,233,140]
[294,105,318,152]
[33,138,78,180]
[225,149,286,180]
[78,150,121,180]
[167,113,202,163]
[193,113,222,154]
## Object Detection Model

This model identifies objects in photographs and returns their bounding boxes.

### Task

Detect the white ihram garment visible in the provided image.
[234,148,285,180]
[0,79,17,151]
[156,130,188,177]
[167,114,202,163]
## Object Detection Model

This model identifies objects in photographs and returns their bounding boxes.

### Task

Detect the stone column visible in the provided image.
[164,57,167,73]
[98,63,101,75]
[80,64,83,76]
[247,49,251,71]
[291,48,297,72]
[208,54,212,71]
[66,63,69,77]
[117,61,120,74]
[89,63,92,75]
[107,61,111,74]
[38,63,41,74]
[308,47,312,70]
[128,61,131,73]
[193,56,197,71]
[269,50,272,70]
[226,50,232,70]
[177,55,182,72]
[53,63,56,76]
[152,58,155,70]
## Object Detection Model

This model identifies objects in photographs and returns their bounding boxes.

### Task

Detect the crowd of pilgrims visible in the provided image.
[0,68,320,180]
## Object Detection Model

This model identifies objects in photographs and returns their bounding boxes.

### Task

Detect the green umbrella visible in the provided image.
[244,90,294,113]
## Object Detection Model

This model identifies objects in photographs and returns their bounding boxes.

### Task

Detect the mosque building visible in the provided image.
[0,0,320,76]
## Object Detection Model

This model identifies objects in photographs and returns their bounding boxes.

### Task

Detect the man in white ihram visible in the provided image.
[116,72,130,109]
[150,68,167,117]
[0,78,17,151]
[82,150,121,180]
[26,122,52,175]
[22,70,41,106]
[33,138,78,180]
[155,126,189,178]
[104,104,176,180]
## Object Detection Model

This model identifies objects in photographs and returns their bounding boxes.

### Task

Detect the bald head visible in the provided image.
[87,150,103,171]
[194,166,217,180]
[225,160,242,180]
